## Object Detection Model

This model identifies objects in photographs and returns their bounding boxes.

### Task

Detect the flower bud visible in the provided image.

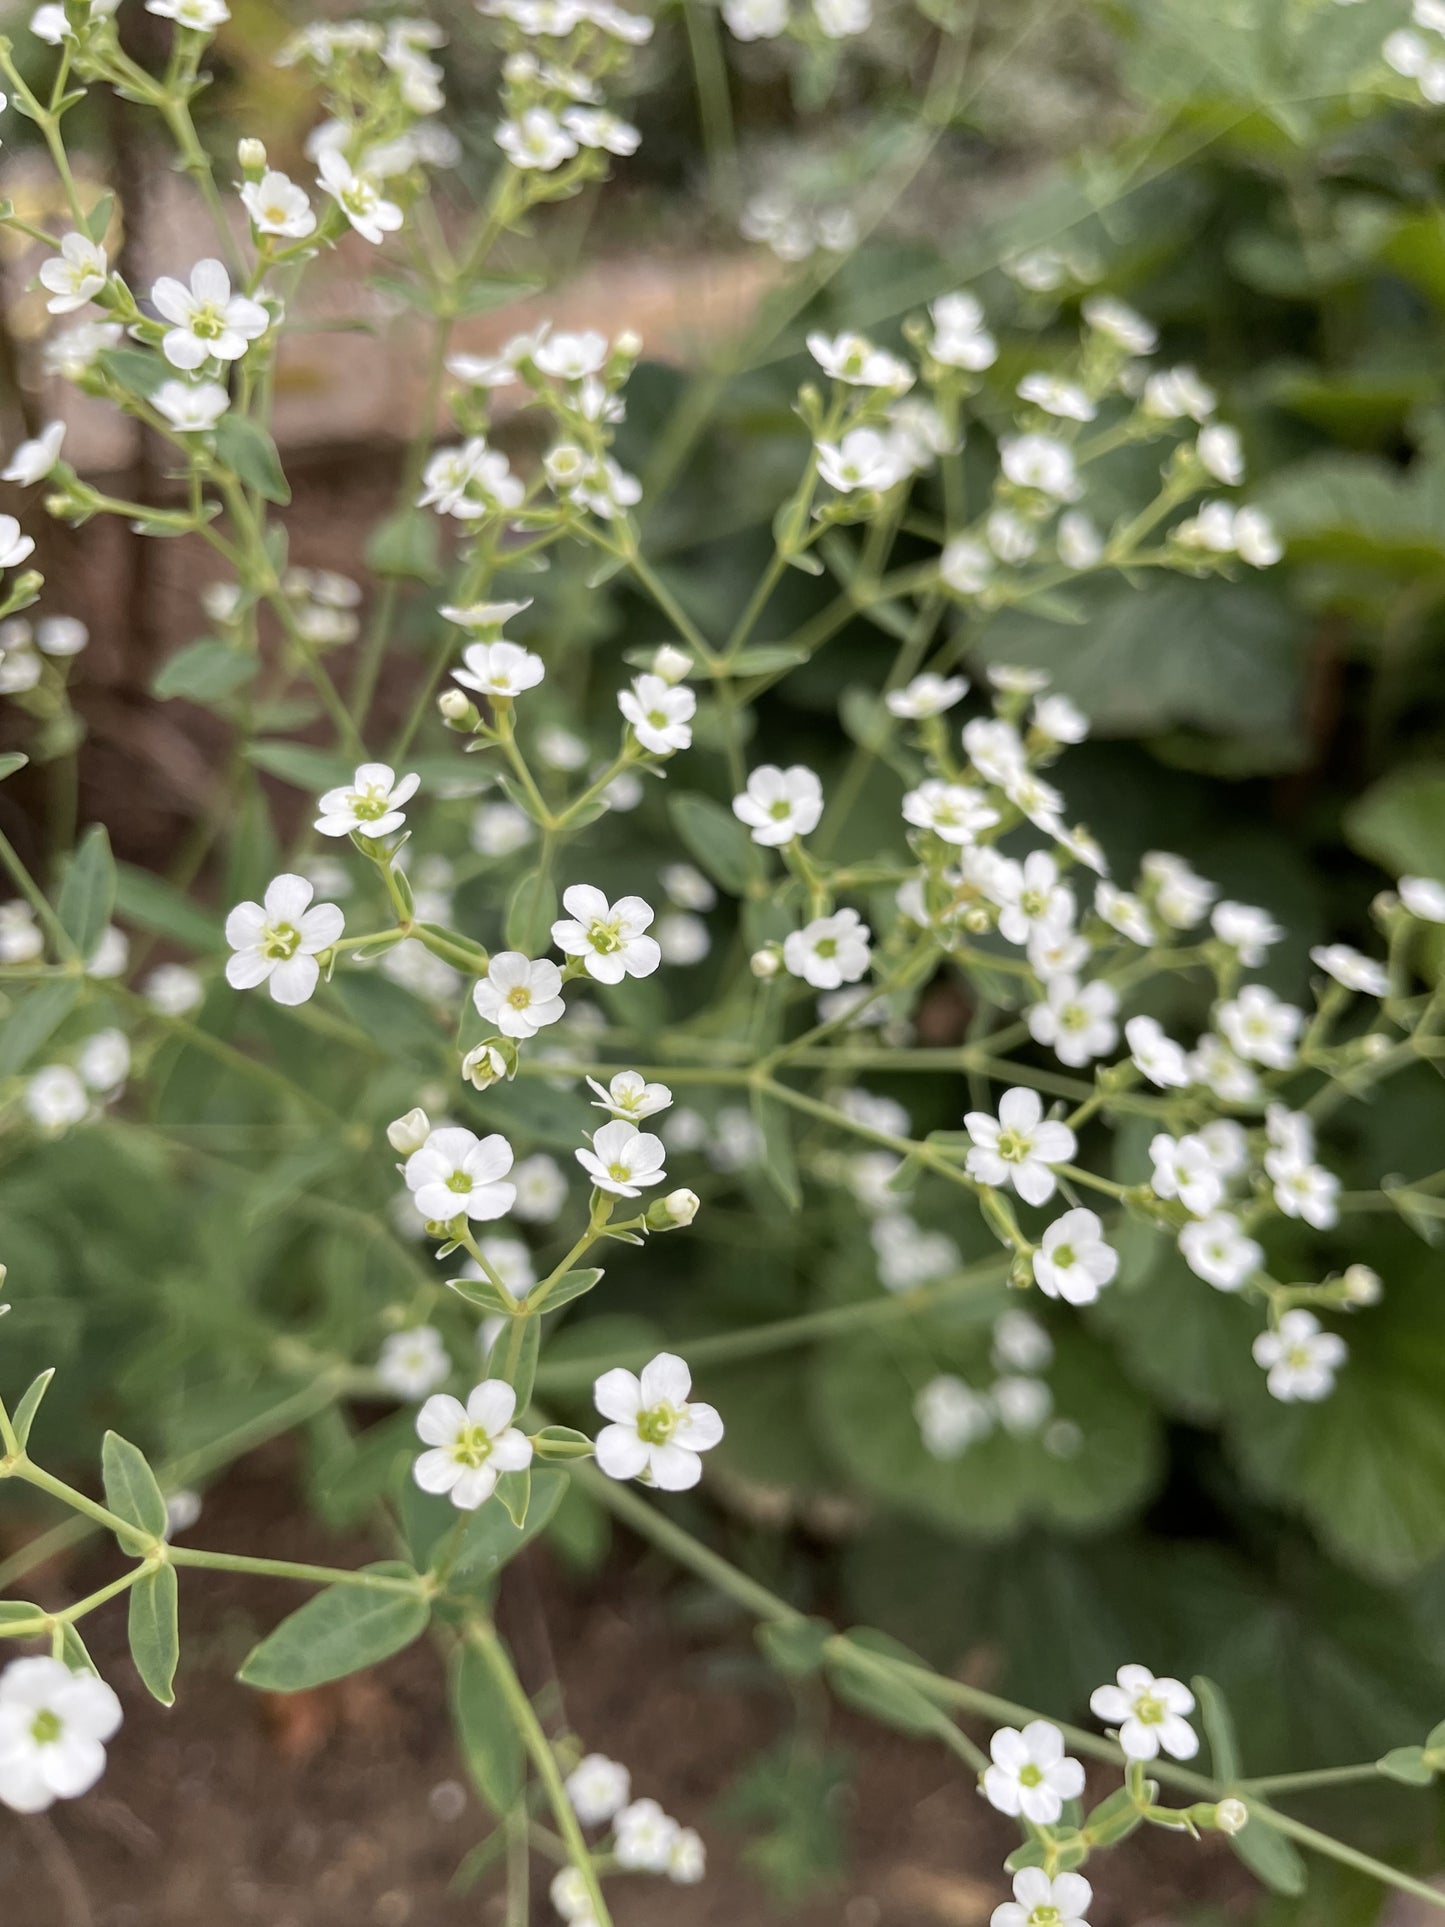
[387,1106,431,1155]
[649,1187,700,1229]
[651,644,693,685]
[1214,1798,1248,1836]
[614,329,643,360]
[1342,1263,1382,1306]
[962,904,992,933]
[462,1040,514,1090]
[751,946,782,979]
[237,137,268,177]
[438,688,473,725]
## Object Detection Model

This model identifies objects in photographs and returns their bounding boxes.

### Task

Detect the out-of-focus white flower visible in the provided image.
[378,1325,450,1399]
[39,233,107,314]
[783,908,872,988]
[1179,1213,1261,1292]
[241,170,316,237]
[1252,1310,1346,1402]
[3,421,66,485]
[1032,1208,1117,1305]
[0,1658,122,1813]
[807,330,913,393]
[1026,975,1118,1068]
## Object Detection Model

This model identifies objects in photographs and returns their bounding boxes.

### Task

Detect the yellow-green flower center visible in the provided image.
[636,1401,679,1446]
[261,920,301,960]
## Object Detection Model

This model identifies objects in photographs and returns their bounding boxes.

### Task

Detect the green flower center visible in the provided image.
[814,937,838,960]
[1061,1005,1087,1031]
[1286,1344,1313,1370]
[449,1425,494,1470]
[1134,1691,1166,1726]
[647,709,669,729]
[261,920,301,960]
[1029,1907,1062,1927]
[607,1160,632,1183]
[445,1169,473,1195]
[587,918,623,955]
[769,799,792,820]
[30,1709,63,1745]
[997,1128,1031,1163]
[1018,1763,1044,1788]
[352,790,389,820]
[189,303,227,340]
[1052,1245,1075,1271]
[506,985,533,1009]
[636,1401,679,1446]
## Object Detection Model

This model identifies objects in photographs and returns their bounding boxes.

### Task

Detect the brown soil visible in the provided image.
[0,1444,1254,1927]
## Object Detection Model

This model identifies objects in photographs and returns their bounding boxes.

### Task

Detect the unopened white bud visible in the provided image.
[387,1106,431,1155]
[1361,1032,1391,1059]
[614,329,643,359]
[237,138,267,175]
[751,947,782,979]
[662,1187,699,1226]
[963,904,992,933]
[1342,1263,1382,1306]
[1215,1799,1248,1836]
[438,688,471,723]
[651,644,693,685]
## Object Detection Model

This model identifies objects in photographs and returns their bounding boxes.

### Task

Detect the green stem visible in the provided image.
[168,1546,426,1594]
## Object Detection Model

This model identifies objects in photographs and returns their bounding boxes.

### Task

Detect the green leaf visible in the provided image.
[530,1425,595,1461]
[366,508,441,581]
[84,190,113,244]
[96,346,167,400]
[57,824,116,963]
[101,1431,169,1551]
[751,1087,801,1210]
[826,1629,945,1736]
[757,1616,832,1678]
[0,980,80,1077]
[1344,769,1445,882]
[535,1267,604,1313]
[448,1275,523,1315]
[113,862,221,951]
[213,415,291,505]
[505,867,558,954]
[128,1563,179,1705]
[495,1469,530,1529]
[238,1564,429,1691]
[0,751,27,781]
[1377,1744,1434,1786]
[449,1468,569,1589]
[450,1642,523,1816]
[1193,1675,1242,1782]
[1228,1811,1307,1896]
[246,740,355,791]
[152,638,259,704]
[10,1367,55,1448]
[667,793,754,895]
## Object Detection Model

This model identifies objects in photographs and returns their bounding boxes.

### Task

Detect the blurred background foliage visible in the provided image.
[6,0,1445,1913]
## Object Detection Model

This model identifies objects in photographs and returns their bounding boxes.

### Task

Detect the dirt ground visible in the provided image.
[0,1441,1255,1927]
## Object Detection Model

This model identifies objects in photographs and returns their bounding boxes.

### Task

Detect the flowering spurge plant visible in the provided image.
[1,1,1445,1920]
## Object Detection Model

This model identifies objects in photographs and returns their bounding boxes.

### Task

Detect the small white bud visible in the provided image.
[1215,1799,1248,1836]
[1342,1263,1382,1306]
[237,137,267,176]
[438,689,471,723]
[662,1187,699,1226]
[387,1106,431,1155]
[614,329,643,359]
[751,947,782,979]
[651,644,693,685]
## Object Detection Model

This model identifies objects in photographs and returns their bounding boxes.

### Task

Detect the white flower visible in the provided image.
[915,1374,993,1459]
[1235,506,1282,567]
[1032,694,1089,744]
[813,0,870,35]
[3,421,66,485]
[991,1867,1093,1927]
[1266,1154,1340,1229]
[1056,510,1103,570]
[1033,1208,1117,1305]
[0,516,35,571]
[962,716,1027,785]
[405,1127,516,1223]
[241,170,316,238]
[660,862,715,911]
[939,536,993,594]
[378,1326,450,1399]
[1399,876,1445,922]
[1081,294,1158,354]
[587,1069,672,1120]
[143,962,203,1014]
[1179,1213,1262,1292]
[474,952,567,1040]
[999,433,1080,501]
[1310,943,1387,996]
[1027,976,1118,1068]
[993,1308,1054,1373]
[146,0,229,26]
[497,108,579,171]
[87,924,128,980]
[471,801,534,857]
[1125,1014,1190,1088]
[314,761,419,838]
[576,1118,667,1197]
[614,1797,680,1869]
[885,673,969,719]
[452,638,544,699]
[25,1064,89,1131]
[1198,423,1244,485]
[551,885,661,984]
[77,1027,128,1094]
[1090,1664,1197,1761]
[318,149,404,244]
[902,779,998,846]
[816,428,910,494]
[1252,1309,1346,1403]
[988,852,1074,945]
[1149,1132,1224,1218]
[153,380,230,432]
[36,616,87,656]
[619,673,695,754]
[660,913,710,964]
[1017,372,1096,422]
[0,901,43,963]
[566,1752,630,1825]
[0,1658,122,1813]
[1210,900,1283,967]
[783,908,872,989]
[929,291,997,370]
[873,1213,960,1292]
[964,1087,1076,1207]
[806,330,913,393]
[669,1827,706,1883]
[593,1352,723,1490]
[723,0,788,36]
[151,259,268,371]
[561,106,640,155]
[421,439,524,518]
[225,872,344,1005]
[442,598,533,636]
[1142,850,1215,929]
[1188,1032,1260,1103]
[1142,366,1215,421]
[550,1866,594,1921]
[733,764,823,846]
[39,232,107,314]
[1217,984,1301,1069]
[983,1720,1085,1824]
[413,1380,533,1509]
[469,1236,536,1304]
[512,1153,568,1222]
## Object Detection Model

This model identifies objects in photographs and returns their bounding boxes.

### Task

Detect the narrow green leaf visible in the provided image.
[84,190,113,244]
[57,824,116,962]
[449,1468,569,1589]
[128,1563,179,1705]
[505,867,557,954]
[152,638,258,704]
[751,1086,801,1210]
[827,1630,945,1737]
[366,507,441,581]
[0,751,27,781]
[101,1431,169,1550]
[535,1267,604,1313]
[214,415,291,505]
[96,346,167,399]
[448,1275,523,1315]
[757,1616,831,1678]
[238,1564,429,1691]
[1193,1675,1242,1783]
[1228,1813,1308,1896]
[1378,1745,1434,1786]
[495,1469,530,1529]
[246,740,354,790]
[114,862,221,951]
[667,793,753,895]
[450,1642,523,1817]
[10,1367,55,1448]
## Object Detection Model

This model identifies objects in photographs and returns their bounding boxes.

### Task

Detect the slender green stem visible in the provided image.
[168,1546,426,1594]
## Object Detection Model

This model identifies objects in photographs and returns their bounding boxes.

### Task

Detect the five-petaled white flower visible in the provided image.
[314,761,419,838]
[1032,1208,1117,1305]
[1125,1014,1190,1088]
[153,379,230,432]
[885,673,969,719]
[496,107,579,170]
[1179,1212,1262,1292]
[566,1752,631,1824]
[783,908,872,989]
[964,1088,1077,1207]
[1311,944,1388,996]
[151,258,268,371]
[378,1325,450,1399]
[473,951,566,1039]
[413,1380,533,1509]
[815,427,910,494]
[619,672,695,755]
[991,1867,1093,1927]
[902,779,999,846]
[552,885,661,983]
[241,169,317,238]
[733,764,823,846]
[318,148,404,244]
[593,1352,723,1489]
[1252,1309,1346,1402]
[1148,1132,1224,1218]
[806,329,913,392]
[452,638,544,699]
[1210,900,1283,967]
[577,1118,667,1197]
[982,1720,1085,1825]
[2,421,65,485]
[0,1658,122,1814]
[39,232,107,314]
[405,1126,516,1222]
[1090,1664,1197,1761]
[587,1069,673,1120]
[1027,976,1119,1068]
[225,872,344,1005]
[1217,984,1301,1069]
[614,1796,679,1869]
